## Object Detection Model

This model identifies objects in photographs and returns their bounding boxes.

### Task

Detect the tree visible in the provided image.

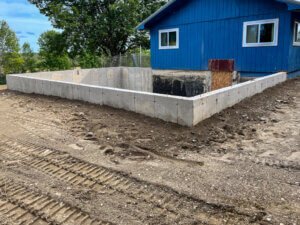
[22,42,36,72]
[75,52,102,69]
[0,20,23,75]
[29,0,166,56]
[38,30,72,71]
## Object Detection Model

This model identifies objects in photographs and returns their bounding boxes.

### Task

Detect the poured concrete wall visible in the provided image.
[192,72,287,125]
[15,67,153,93]
[80,67,153,92]
[6,75,193,126]
[7,71,287,126]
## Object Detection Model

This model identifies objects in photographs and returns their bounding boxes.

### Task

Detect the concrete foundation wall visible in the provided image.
[192,72,287,125]
[7,71,287,127]
[80,67,153,92]
[11,67,153,93]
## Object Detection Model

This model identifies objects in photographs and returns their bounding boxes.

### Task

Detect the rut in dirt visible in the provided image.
[0,135,268,225]
[0,178,112,225]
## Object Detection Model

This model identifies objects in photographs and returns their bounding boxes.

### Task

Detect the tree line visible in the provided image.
[0,0,166,83]
[0,21,71,77]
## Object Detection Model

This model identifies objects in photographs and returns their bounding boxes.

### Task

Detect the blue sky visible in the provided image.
[0,0,53,52]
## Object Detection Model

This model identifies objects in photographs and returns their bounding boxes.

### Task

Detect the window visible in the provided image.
[293,21,300,46]
[159,28,179,49]
[243,19,279,47]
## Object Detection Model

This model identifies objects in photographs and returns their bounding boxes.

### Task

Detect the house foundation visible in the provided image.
[7,68,286,126]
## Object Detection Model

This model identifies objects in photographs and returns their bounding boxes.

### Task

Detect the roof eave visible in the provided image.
[279,0,300,4]
[136,0,177,30]
[277,0,300,10]
[287,3,300,10]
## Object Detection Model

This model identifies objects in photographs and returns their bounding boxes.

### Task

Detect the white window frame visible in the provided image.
[243,18,279,47]
[159,28,179,50]
[293,21,300,46]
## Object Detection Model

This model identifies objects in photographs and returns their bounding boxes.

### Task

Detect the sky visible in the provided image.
[0,0,53,52]
[1,0,300,52]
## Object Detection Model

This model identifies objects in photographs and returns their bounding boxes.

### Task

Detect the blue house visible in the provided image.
[137,0,300,78]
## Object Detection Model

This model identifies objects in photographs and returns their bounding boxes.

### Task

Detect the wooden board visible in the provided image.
[211,71,233,91]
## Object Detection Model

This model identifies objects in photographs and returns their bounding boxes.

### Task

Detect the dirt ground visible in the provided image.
[0,78,299,225]
[0,85,6,91]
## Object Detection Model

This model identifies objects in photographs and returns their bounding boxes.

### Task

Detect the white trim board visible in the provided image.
[293,21,300,46]
[159,28,179,50]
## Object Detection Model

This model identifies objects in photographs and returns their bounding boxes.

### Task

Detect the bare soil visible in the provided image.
[0,79,299,225]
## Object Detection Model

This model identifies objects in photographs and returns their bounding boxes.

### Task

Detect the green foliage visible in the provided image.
[38,30,72,71]
[38,30,67,56]
[22,42,37,72]
[39,53,71,71]
[128,47,150,55]
[0,21,19,53]
[2,52,24,74]
[0,74,5,85]
[29,0,166,56]
[0,20,23,75]
[1,0,166,74]
[74,52,103,69]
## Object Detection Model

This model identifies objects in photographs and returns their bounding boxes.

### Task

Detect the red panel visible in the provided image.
[209,59,235,72]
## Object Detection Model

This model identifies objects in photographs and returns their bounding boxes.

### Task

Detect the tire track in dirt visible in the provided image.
[13,120,68,142]
[224,154,300,171]
[8,112,206,168]
[0,136,267,225]
[0,178,113,225]
[0,139,181,225]
[8,113,64,129]
[4,112,73,143]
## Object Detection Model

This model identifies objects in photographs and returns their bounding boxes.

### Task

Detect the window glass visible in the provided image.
[246,25,259,43]
[159,29,178,49]
[295,22,300,43]
[161,32,168,47]
[169,31,177,46]
[260,23,274,43]
[243,19,278,47]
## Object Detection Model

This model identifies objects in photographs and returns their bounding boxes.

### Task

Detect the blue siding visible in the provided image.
[149,0,294,74]
[288,12,300,72]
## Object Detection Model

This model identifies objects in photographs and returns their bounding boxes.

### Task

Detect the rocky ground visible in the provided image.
[0,78,298,225]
